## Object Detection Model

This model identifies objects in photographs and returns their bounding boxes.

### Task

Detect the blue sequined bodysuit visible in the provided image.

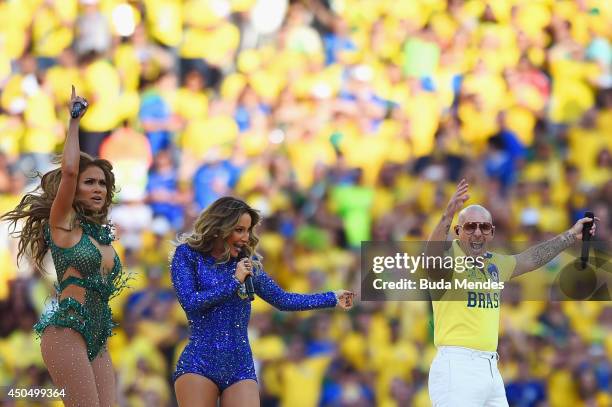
[170,243,338,391]
[34,219,128,361]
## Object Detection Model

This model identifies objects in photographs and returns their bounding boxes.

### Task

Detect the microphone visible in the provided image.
[580,211,594,269]
[71,101,87,118]
[238,248,255,301]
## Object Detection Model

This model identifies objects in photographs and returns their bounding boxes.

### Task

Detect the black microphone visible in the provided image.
[580,211,594,269]
[238,249,255,301]
[71,101,87,118]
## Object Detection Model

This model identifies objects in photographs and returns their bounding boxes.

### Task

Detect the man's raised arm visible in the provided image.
[512,216,598,278]
[425,178,470,281]
[427,179,470,244]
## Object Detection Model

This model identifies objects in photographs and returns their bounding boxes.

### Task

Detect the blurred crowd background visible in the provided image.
[0,0,611,406]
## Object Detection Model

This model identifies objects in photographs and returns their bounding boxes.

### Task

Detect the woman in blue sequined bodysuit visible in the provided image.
[171,197,355,406]
[1,87,128,407]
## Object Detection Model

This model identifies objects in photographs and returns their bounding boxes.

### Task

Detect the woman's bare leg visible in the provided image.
[175,373,219,407]
[91,349,117,406]
[40,326,100,407]
[220,380,259,407]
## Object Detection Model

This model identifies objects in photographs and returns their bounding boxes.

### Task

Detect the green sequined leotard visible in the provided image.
[34,218,128,361]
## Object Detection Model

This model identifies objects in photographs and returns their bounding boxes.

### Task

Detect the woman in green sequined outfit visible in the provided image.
[1,86,128,407]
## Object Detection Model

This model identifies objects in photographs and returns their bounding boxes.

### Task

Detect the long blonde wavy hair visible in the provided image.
[1,152,116,272]
[179,196,263,267]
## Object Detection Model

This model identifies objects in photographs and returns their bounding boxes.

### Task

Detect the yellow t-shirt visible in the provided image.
[46,65,84,106]
[0,1,31,60]
[180,115,239,158]
[504,105,536,146]
[403,91,440,157]
[458,101,500,148]
[249,69,286,103]
[23,91,61,154]
[514,3,551,41]
[549,59,596,123]
[339,133,391,186]
[144,0,182,47]
[180,21,240,65]
[279,356,332,407]
[432,240,516,352]
[286,136,336,189]
[174,87,208,120]
[80,60,121,132]
[32,3,76,57]
[114,43,141,92]
[0,115,24,158]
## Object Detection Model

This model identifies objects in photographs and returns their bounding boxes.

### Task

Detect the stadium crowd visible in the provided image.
[0,0,611,406]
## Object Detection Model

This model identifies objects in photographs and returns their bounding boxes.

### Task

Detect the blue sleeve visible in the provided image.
[254,268,337,311]
[170,244,240,314]
[139,95,157,121]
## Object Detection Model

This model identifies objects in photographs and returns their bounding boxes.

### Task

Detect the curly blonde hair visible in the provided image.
[179,196,263,266]
[1,152,116,272]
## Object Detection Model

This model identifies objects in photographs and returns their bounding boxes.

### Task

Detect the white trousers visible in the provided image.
[428,346,509,407]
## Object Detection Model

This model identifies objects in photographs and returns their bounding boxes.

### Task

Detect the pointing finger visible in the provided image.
[71,85,75,99]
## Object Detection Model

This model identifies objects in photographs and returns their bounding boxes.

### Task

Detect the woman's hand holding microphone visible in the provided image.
[234,258,253,283]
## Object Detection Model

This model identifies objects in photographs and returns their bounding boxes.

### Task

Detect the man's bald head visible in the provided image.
[456,205,495,256]
[458,205,493,225]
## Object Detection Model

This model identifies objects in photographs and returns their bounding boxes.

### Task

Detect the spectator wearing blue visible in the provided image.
[505,359,547,407]
[322,18,357,66]
[193,159,243,212]
[146,149,186,230]
[139,71,179,156]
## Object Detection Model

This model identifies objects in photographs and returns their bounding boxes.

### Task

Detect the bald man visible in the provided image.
[425,179,597,407]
